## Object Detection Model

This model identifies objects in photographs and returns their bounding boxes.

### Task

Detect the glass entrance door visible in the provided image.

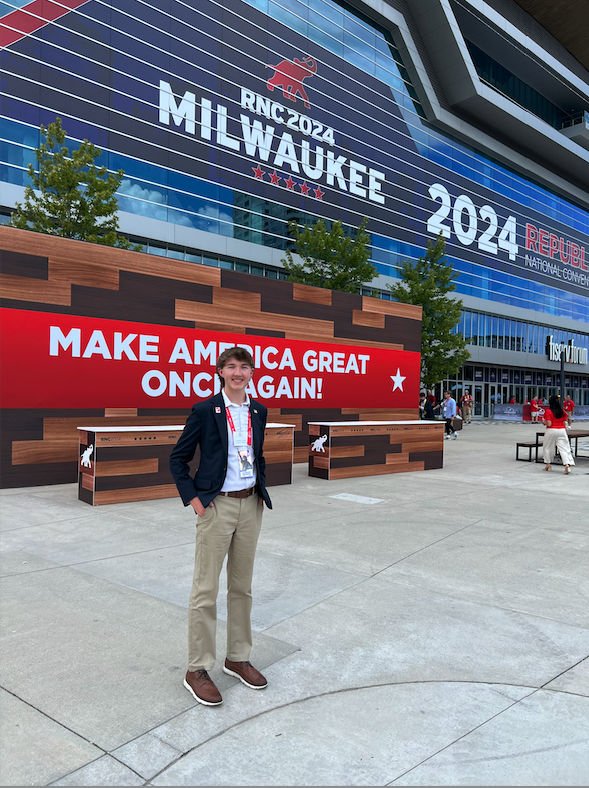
[474,385,483,417]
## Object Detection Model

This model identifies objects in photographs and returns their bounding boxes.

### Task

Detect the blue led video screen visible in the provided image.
[1,0,588,305]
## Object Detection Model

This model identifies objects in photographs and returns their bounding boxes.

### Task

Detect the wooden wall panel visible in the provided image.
[176,298,337,338]
[95,459,159,477]
[49,257,120,290]
[309,422,443,480]
[352,309,385,328]
[1,228,422,489]
[0,273,71,305]
[94,484,178,505]
[1,250,48,279]
[361,296,422,320]
[293,283,332,306]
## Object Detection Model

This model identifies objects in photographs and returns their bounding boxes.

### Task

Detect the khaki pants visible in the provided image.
[189,493,263,671]
[542,429,575,467]
[462,405,472,423]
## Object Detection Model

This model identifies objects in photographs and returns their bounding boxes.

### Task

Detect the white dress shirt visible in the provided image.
[220,389,257,492]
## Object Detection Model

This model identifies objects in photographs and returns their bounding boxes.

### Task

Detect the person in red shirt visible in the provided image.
[542,395,575,474]
[563,394,575,428]
[460,389,473,424]
[509,396,516,404]
[530,394,539,423]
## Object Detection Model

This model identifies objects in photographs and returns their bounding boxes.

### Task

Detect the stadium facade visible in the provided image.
[1,0,588,416]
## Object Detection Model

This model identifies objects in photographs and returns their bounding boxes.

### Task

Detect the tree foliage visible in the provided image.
[281,217,376,293]
[387,234,470,388]
[10,118,135,249]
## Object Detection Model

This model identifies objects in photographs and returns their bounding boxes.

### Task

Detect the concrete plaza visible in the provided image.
[1,421,588,786]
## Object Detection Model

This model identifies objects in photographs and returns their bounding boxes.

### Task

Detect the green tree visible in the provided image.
[10,118,136,249]
[281,217,376,293]
[387,234,470,388]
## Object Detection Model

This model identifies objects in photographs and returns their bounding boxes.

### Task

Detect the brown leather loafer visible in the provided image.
[223,659,268,689]
[183,669,223,706]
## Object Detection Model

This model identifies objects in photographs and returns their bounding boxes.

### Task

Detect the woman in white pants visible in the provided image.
[542,395,575,474]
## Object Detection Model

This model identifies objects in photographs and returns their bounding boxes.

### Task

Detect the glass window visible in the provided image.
[219,259,234,270]
[0,118,39,148]
[470,312,477,345]
[166,247,184,260]
[308,9,344,55]
[148,243,166,257]
[0,141,36,169]
[235,262,249,273]
[456,311,464,337]
[344,44,375,74]
[497,318,503,349]
[269,0,308,35]
[118,196,167,222]
[186,253,201,264]
[477,313,484,346]
[202,256,218,267]
[127,237,147,252]
[118,178,166,204]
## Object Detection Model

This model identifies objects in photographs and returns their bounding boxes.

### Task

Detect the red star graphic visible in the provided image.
[313,185,324,200]
[269,170,282,185]
[284,175,296,190]
[299,181,311,196]
[252,165,266,180]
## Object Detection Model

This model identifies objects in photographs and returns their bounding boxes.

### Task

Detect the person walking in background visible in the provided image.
[460,389,473,424]
[442,390,458,440]
[542,395,575,475]
[563,394,575,428]
[530,393,539,423]
[170,346,272,706]
[423,395,437,420]
[419,393,426,419]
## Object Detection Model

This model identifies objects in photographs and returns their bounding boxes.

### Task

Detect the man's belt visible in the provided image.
[219,488,255,499]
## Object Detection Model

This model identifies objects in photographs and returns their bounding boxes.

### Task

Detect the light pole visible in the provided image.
[560,340,572,400]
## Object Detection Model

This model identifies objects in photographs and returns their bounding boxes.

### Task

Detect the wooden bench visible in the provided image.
[516,441,542,462]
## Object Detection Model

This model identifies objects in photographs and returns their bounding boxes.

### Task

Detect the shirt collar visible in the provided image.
[222,389,250,408]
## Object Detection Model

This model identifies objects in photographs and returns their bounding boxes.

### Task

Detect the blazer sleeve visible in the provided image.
[254,403,272,509]
[257,406,267,481]
[169,406,202,506]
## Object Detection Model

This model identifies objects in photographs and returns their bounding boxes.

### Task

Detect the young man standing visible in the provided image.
[170,347,272,706]
[442,390,458,439]
[460,389,473,424]
[563,393,575,428]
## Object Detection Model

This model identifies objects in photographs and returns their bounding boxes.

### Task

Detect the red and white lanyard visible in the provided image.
[225,406,252,446]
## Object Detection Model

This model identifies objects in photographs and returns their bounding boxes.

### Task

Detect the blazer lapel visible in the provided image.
[213,393,228,455]
[249,402,262,454]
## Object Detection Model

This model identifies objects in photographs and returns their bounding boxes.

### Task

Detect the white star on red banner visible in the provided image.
[390,368,406,391]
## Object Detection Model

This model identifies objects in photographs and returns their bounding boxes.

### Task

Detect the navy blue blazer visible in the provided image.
[169,392,272,509]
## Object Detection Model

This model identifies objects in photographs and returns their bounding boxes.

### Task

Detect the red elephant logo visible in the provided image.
[266,56,317,109]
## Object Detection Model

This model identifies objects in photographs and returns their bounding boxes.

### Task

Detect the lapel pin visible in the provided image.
[215,407,221,413]
[254,409,258,413]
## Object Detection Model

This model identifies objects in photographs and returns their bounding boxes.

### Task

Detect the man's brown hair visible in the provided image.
[215,346,254,387]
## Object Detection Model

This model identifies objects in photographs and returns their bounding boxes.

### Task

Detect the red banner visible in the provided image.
[0,308,420,409]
